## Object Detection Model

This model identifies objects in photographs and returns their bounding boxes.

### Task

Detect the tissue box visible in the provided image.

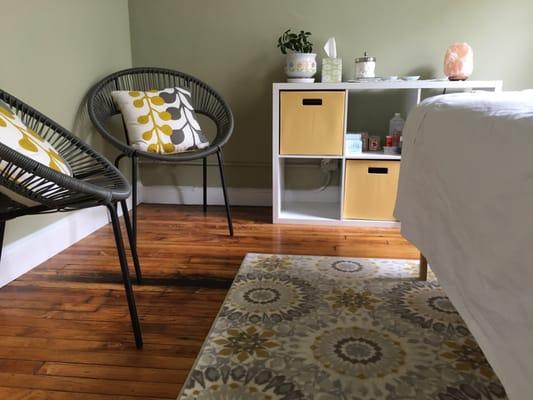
[321,58,342,83]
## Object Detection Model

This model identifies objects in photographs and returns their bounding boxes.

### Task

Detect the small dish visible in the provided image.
[347,77,381,82]
[383,146,399,155]
[402,76,420,81]
[382,76,399,81]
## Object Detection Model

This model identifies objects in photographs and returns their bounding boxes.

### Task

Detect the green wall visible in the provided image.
[0,0,132,245]
[2,0,532,244]
[128,0,533,189]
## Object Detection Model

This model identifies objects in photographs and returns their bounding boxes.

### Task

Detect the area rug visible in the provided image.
[178,254,507,400]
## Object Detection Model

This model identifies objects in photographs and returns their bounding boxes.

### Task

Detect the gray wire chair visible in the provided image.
[87,67,234,254]
[0,89,143,348]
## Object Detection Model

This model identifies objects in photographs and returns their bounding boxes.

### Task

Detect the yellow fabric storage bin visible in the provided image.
[343,160,400,221]
[280,91,345,156]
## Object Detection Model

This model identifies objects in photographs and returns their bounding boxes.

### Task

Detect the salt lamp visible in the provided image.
[444,43,474,81]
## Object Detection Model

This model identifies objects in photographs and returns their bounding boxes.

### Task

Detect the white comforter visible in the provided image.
[395,91,533,399]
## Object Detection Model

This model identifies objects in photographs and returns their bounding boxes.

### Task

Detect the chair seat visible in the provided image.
[129,143,220,162]
[87,67,233,160]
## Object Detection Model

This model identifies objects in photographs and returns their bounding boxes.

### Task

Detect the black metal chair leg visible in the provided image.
[216,150,233,236]
[0,221,6,263]
[203,157,207,213]
[115,153,140,275]
[131,156,138,244]
[107,204,143,349]
[120,200,142,284]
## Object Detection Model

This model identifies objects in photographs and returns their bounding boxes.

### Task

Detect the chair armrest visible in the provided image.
[0,143,130,205]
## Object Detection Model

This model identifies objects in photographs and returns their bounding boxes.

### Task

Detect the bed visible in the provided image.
[395,91,533,400]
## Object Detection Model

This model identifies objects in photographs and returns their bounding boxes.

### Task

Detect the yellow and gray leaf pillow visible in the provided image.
[0,100,71,175]
[111,87,209,154]
[0,99,72,205]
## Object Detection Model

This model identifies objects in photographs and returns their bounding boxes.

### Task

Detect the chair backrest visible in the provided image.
[88,67,233,156]
[0,89,129,219]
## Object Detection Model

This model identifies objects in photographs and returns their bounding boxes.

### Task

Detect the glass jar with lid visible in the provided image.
[354,52,376,79]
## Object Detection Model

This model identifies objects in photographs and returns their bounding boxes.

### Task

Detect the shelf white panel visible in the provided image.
[280,201,340,222]
[274,80,503,91]
[278,154,343,159]
[345,151,401,161]
[276,215,400,228]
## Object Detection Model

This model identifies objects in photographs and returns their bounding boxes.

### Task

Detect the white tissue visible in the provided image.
[324,37,337,59]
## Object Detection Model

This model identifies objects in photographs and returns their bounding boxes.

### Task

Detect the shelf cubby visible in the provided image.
[278,158,342,223]
[272,80,502,226]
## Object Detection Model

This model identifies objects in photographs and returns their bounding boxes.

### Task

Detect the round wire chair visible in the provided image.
[0,89,143,348]
[87,67,235,249]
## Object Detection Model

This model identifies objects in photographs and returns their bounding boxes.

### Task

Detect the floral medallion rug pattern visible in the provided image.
[178,254,507,400]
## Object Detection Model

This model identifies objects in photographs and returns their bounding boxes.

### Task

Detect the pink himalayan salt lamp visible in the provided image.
[444,42,474,81]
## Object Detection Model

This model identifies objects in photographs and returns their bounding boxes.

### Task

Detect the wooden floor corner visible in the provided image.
[0,204,417,399]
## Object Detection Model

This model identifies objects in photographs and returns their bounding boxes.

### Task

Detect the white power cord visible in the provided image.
[318,171,332,192]
[318,159,337,192]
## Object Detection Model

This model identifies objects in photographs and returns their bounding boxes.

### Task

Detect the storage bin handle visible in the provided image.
[368,167,388,174]
[302,98,323,106]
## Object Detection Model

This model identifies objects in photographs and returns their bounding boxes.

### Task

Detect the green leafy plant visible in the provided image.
[277,29,313,54]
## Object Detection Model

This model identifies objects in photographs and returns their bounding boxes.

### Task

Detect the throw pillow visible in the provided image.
[111,87,209,154]
[0,100,71,175]
[0,99,72,206]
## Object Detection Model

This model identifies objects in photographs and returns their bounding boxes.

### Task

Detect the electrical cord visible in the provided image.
[318,171,332,192]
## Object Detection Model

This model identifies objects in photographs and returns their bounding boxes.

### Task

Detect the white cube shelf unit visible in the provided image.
[272,80,503,226]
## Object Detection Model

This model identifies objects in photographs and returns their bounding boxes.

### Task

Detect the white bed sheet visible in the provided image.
[395,91,533,399]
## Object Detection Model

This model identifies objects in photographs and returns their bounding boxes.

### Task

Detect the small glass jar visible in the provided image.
[354,52,376,79]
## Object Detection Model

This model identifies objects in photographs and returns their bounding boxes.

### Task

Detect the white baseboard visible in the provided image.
[0,198,134,288]
[0,184,270,287]
[140,185,341,208]
[140,185,272,207]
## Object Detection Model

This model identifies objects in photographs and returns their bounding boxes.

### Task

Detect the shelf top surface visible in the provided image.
[273,80,503,91]
[278,152,401,161]
[345,151,401,160]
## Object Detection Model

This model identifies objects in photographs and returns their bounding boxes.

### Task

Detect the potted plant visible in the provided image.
[277,29,316,81]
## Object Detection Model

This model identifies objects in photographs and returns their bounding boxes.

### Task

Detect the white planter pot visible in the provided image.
[285,53,317,79]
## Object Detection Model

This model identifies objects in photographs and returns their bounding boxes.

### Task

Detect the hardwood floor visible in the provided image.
[0,205,418,399]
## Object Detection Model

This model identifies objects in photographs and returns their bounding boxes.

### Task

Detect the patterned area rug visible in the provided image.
[178,254,507,400]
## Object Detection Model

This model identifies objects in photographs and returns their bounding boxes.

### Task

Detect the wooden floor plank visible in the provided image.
[0,205,417,398]
[0,347,195,370]
[0,372,178,398]
[0,387,164,400]
[37,362,187,384]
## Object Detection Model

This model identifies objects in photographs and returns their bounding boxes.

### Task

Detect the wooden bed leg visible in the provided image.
[419,253,428,281]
